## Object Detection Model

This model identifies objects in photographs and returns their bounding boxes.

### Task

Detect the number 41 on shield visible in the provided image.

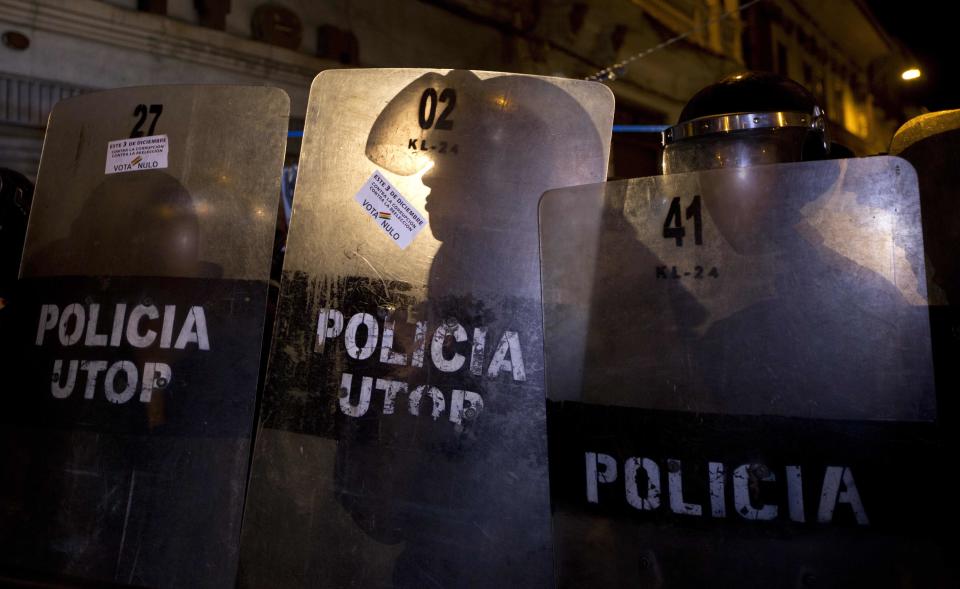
[663,195,703,247]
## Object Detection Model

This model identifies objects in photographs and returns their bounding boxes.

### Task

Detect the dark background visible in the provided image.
[867,1,960,111]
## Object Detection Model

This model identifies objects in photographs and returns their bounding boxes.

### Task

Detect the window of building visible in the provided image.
[777,42,788,76]
[833,86,845,126]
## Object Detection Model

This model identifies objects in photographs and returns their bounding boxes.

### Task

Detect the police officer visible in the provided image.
[662,70,830,174]
[553,72,939,587]
[0,168,33,309]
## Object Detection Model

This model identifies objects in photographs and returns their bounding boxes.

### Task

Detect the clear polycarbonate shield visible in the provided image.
[540,157,948,586]
[890,112,960,579]
[239,69,613,588]
[0,86,288,587]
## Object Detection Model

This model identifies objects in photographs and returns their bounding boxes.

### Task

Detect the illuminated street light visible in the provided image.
[901,68,922,81]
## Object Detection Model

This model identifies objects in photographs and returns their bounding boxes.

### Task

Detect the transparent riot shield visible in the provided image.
[891,113,960,428]
[540,157,949,586]
[0,86,288,587]
[239,69,613,588]
[889,113,960,575]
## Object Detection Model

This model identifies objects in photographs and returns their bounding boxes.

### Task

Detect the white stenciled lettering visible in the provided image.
[379,315,408,366]
[174,306,209,350]
[486,331,526,382]
[139,362,172,403]
[786,465,806,523]
[625,457,661,511]
[733,464,778,521]
[110,303,127,347]
[315,308,344,353]
[81,360,109,399]
[50,359,78,399]
[585,452,618,504]
[104,361,138,404]
[314,308,527,383]
[431,321,467,372]
[818,466,869,525]
[59,303,85,346]
[449,390,483,425]
[408,385,445,420]
[127,305,159,348]
[375,378,407,415]
[587,456,869,527]
[344,313,379,360]
[339,373,372,417]
[160,305,177,348]
[36,305,59,345]
[336,373,485,426]
[36,303,211,352]
[49,359,172,404]
[667,459,702,516]
[411,321,427,368]
[470,327,486,376]
[708,462,726,517]
[84,304,108,347]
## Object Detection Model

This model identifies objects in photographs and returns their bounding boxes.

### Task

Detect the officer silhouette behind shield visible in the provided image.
[554,74,935,587]
[329,71,606,588]
[0,168,32,343]
[14,169,220,436]
[0,169,33,291]
[3,169,230,584]
[365,69,606,299]
[578,72,930,420]
[659,72,930,420]
[23,170,221,279]
[690,163,931,421]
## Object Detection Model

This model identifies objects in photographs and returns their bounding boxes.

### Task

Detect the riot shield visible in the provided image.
[540,157,950,586]
[890,109,960,447]
[0,167,32,307]
[0,86,288,587]
[889,112,960,572]
[239,69,613,588]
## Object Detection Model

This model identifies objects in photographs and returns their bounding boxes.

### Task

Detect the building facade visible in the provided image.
[0,0,915,179]
[741,0,916,155]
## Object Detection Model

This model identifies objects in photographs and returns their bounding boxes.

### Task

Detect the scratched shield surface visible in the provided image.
[0,86,288,587]
[238,69,613,588]
[540,157,951,587]
[889,113,960,582]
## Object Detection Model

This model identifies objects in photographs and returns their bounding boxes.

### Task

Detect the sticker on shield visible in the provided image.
[352,170,427,248]
[105,134,169,174]
[0,85,289,588]
[239,69,614,589]
[539,157,947,587]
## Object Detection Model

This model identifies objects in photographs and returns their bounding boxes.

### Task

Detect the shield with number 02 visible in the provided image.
[539,157,949,587]
[0,86,288,588]
[238,69,613,588]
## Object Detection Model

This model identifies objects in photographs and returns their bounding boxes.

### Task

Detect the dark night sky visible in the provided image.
[865,1,959,111]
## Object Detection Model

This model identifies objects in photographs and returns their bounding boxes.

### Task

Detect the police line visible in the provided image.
[0,71,954,589]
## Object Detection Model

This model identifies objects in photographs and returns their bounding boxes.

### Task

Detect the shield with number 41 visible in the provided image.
[539,157,948,587]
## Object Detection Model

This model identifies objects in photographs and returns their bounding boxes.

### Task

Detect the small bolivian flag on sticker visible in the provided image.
[378,211,392,219]
[131,155,143,166]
